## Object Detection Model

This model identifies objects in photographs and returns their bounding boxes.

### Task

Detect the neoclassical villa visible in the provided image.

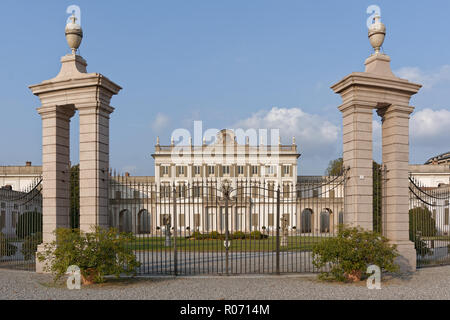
[109,130,345,235]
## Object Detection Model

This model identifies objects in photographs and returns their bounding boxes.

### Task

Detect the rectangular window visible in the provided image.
[252,185,258,198]
[162,166,169,175]
[237,166,244,175]
[194,166,201,175]
[268,214,274,227]
[252,214,259,228]
[251,165,258,175]
[179,214,185,227]
[283,184,290,198]
[194,214,201,230]
[222,166,230,175]
[268,183,275,198]
[12,212,18,228]
[0,203,5,209]
[177,166,185,175]
[445,201,449,225]
[329,190,335,199]
[0,211,5,230]
[283,165,290,175]
[208,166,215,175]
[265,166,275,175]
[193,185,202,198]
[161,184,170,198]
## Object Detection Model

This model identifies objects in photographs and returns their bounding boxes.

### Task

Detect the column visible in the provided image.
[36,105,75,272]
[78,104,113,232]
[379,105,416,271]
[340,104,373,231]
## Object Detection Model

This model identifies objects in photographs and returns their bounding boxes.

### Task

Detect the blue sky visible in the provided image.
[1,0,449,176]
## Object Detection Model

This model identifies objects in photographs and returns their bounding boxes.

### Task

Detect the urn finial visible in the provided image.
[368,15,386,54]
[65,13,83,54]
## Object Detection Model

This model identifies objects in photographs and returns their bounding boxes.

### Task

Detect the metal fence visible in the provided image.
[409,176,450,268]
[108,173,346,275]
[0,179,42,271]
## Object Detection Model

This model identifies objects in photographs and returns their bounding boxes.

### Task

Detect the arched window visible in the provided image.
[119,209,132,233]
[138,209,151,234]
[320,209,331,233]
[301,209,313,233]
[338,211,344,226]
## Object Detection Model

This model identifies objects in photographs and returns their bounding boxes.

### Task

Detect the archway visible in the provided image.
[320,209,331,233]
[119,209,132,233]
[138,209,151,234]
[300,209,313,233]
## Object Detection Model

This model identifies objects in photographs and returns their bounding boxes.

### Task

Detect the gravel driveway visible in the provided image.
[0,266,449,300]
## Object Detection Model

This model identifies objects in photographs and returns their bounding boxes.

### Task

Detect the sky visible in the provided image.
[0,0,449,176]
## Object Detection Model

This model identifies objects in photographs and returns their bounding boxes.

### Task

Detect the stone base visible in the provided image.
[35,244,51,274]
[393,241,417,273]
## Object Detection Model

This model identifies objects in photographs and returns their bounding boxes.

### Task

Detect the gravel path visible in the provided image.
[0,266,449,300]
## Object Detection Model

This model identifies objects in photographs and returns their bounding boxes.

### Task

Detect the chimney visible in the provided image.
[26,161,32,167]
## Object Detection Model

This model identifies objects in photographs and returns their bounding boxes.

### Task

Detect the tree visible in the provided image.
[16,211,43,239]
[373,161,382,233]
[325,158,343,176]
[70,164,80,229]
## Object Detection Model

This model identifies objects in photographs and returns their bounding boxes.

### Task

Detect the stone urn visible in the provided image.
[368,15,386,53]
[65,14,83,54]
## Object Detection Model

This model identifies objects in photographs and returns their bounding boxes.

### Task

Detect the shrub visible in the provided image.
[0,233,17,257]
[191,231,204,240]
[409,207,437,240]
[21,232,42,260]
[209,231,222,239]
[250,231,263,239]
[232,231,246,240]
[16,211,42,239]
[37,227,141,283]
[312,226,399,282]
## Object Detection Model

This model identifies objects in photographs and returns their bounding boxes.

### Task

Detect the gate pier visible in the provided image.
[332,15,421,271]
[29,15,121,272]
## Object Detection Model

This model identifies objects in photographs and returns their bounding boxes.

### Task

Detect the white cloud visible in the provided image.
[396,65,450,89]
[410,108,450,142]
[151,113,170,132]
[234,107,340,157]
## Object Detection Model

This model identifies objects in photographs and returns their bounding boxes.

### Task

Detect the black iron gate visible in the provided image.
[108,173,346,275]
[0,179,43,271]
[409,176,450,268]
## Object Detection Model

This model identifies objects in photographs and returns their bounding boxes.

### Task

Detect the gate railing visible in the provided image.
[409,176,450,267]
[108,172,346,275]
[0,178,43,271]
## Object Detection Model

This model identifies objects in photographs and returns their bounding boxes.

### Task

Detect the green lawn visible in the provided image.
[127,236,327,252]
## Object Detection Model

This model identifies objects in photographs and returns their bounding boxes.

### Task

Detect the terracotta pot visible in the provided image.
[345,270,362,282]
[81,268,97,285]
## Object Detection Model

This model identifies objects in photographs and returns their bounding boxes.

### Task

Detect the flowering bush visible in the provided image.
[312,226,399,282]
[37,227,140,283]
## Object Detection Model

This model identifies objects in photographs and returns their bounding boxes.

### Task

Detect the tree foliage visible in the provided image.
[16,211,42,239]
[70,164,80,229]
[325,158,343,176]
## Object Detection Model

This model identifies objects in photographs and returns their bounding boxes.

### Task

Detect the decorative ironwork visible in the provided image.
[108,172,346,275]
